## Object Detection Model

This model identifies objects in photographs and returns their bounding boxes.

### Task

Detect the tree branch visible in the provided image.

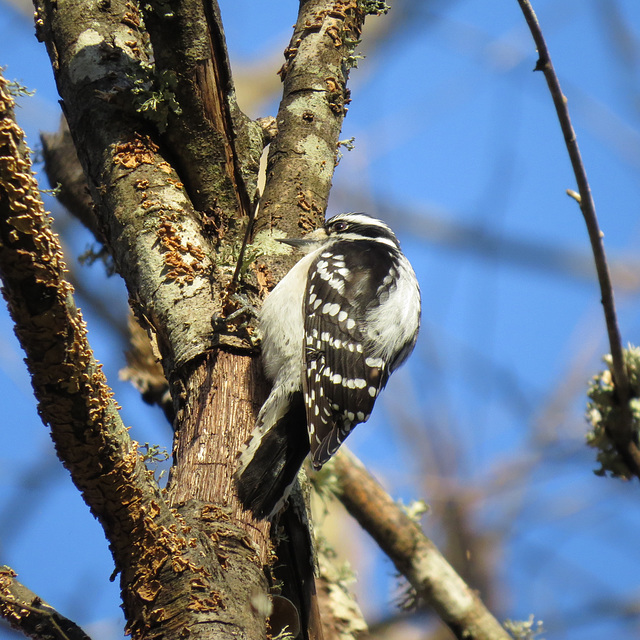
[516,0,640,476]
[33,0,228,372]
[207,4,381,636]
[0,70,200,636]
[329,449,513,640]
[26,1,419,638]
[254,0,368,279]
[0,67,165,567]
[0,566,91,640]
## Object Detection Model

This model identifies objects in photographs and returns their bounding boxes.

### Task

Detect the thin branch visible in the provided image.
[0,566,91,640]
[329,449,513,640]
[516,0,640,474]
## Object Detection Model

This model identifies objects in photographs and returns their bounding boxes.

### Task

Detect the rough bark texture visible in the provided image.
[168,351,272,560]
[0,72,273,640]
[0,69,159,572]
[33,0,244,371]
[28,0,273,636]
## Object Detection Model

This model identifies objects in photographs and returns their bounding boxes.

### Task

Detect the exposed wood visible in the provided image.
[168,350,272,562]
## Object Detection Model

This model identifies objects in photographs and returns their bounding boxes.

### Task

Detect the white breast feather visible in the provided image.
[259,249,322,383]
[365,255,421,367]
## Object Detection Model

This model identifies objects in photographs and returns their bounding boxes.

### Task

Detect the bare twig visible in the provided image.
[516,0,640,474]
[329,449,513,640]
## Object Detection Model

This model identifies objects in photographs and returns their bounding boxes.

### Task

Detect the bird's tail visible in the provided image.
[235,389,309,519]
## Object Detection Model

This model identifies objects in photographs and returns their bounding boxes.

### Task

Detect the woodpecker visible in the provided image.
[235,213,421,518]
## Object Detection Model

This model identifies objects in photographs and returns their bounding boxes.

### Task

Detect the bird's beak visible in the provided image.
[276,237,316,248]
[276,227,327,248]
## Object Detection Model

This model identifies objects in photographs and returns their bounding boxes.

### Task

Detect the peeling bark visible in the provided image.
[168,351,272,562]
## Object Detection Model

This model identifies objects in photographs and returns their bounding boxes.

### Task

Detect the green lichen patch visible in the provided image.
[586,346,640,478]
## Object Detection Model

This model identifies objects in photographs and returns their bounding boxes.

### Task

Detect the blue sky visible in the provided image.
[1,0,640,638]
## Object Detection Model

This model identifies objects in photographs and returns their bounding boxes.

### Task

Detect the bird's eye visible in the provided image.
[332,221,348,232]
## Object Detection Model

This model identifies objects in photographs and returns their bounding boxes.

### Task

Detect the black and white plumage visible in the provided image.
[235,213,421,518]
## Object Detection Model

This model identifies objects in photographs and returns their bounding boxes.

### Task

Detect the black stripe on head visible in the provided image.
[325,213,399,248]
